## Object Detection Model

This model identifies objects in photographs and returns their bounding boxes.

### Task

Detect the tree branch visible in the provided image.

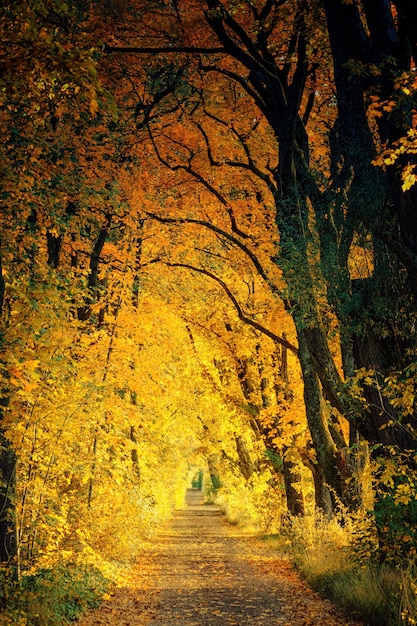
[146,211,280,295]
[104,44,228,55]
[165,261,298,355]
[146,122,230,207]
[197,115,276,193]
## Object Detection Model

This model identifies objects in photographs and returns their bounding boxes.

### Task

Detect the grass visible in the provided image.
[299,553,401,624]
[263,512,417,626]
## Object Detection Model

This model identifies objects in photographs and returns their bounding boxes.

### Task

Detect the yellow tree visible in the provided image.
[100,0,417,522]
[0,0,103,566]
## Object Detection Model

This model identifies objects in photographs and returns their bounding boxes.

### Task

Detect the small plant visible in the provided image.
[2,563,111,626]
[279,509,413,625]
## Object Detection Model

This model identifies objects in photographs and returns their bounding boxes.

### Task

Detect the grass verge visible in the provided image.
[263,513,417,626]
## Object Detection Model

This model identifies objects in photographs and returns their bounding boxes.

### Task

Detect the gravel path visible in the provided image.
[78,489,363,625]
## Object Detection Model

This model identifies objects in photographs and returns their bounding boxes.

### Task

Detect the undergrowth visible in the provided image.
[0,563,112,626]
[268,509,417,626]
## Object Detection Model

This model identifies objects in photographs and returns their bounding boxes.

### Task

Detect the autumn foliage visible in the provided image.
[1,0,417,624]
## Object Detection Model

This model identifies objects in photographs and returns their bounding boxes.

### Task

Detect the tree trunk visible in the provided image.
[0,248,15,566]
[282,454,305,517]
[0,242,5,318]
[235,435,255,480]
[0,427,16,565]
[130,425,141,481]
[77,213,112,321]
[296,328,342,510]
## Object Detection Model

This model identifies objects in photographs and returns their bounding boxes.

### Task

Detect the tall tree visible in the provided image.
[104,0,417,509]
[0,0,101,565]
[104,0,354,507]
[321,0,417,447]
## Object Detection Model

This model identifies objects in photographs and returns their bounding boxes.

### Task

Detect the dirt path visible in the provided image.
[78,490,362,625]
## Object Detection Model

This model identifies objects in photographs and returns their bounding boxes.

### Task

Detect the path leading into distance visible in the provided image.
[78,489,362,626]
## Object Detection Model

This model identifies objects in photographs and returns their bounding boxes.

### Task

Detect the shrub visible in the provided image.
[2,563,111,626]
[280,510,411,625]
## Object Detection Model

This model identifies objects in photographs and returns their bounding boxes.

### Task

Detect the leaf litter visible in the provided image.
[78,491,363,626]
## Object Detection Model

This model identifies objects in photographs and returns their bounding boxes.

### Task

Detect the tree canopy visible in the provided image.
[1,0,417,606]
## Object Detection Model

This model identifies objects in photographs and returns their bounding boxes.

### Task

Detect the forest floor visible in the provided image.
[78,489,364,626]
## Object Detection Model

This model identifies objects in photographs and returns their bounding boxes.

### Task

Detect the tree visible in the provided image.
[103,0,354,508]
[3,1,417,586]
[321,0,417,446]
[103,0,417,516]
[0,0,102,566]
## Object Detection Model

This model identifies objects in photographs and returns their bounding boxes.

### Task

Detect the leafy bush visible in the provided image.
[371,449,417,565]
[2,563,111,626]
